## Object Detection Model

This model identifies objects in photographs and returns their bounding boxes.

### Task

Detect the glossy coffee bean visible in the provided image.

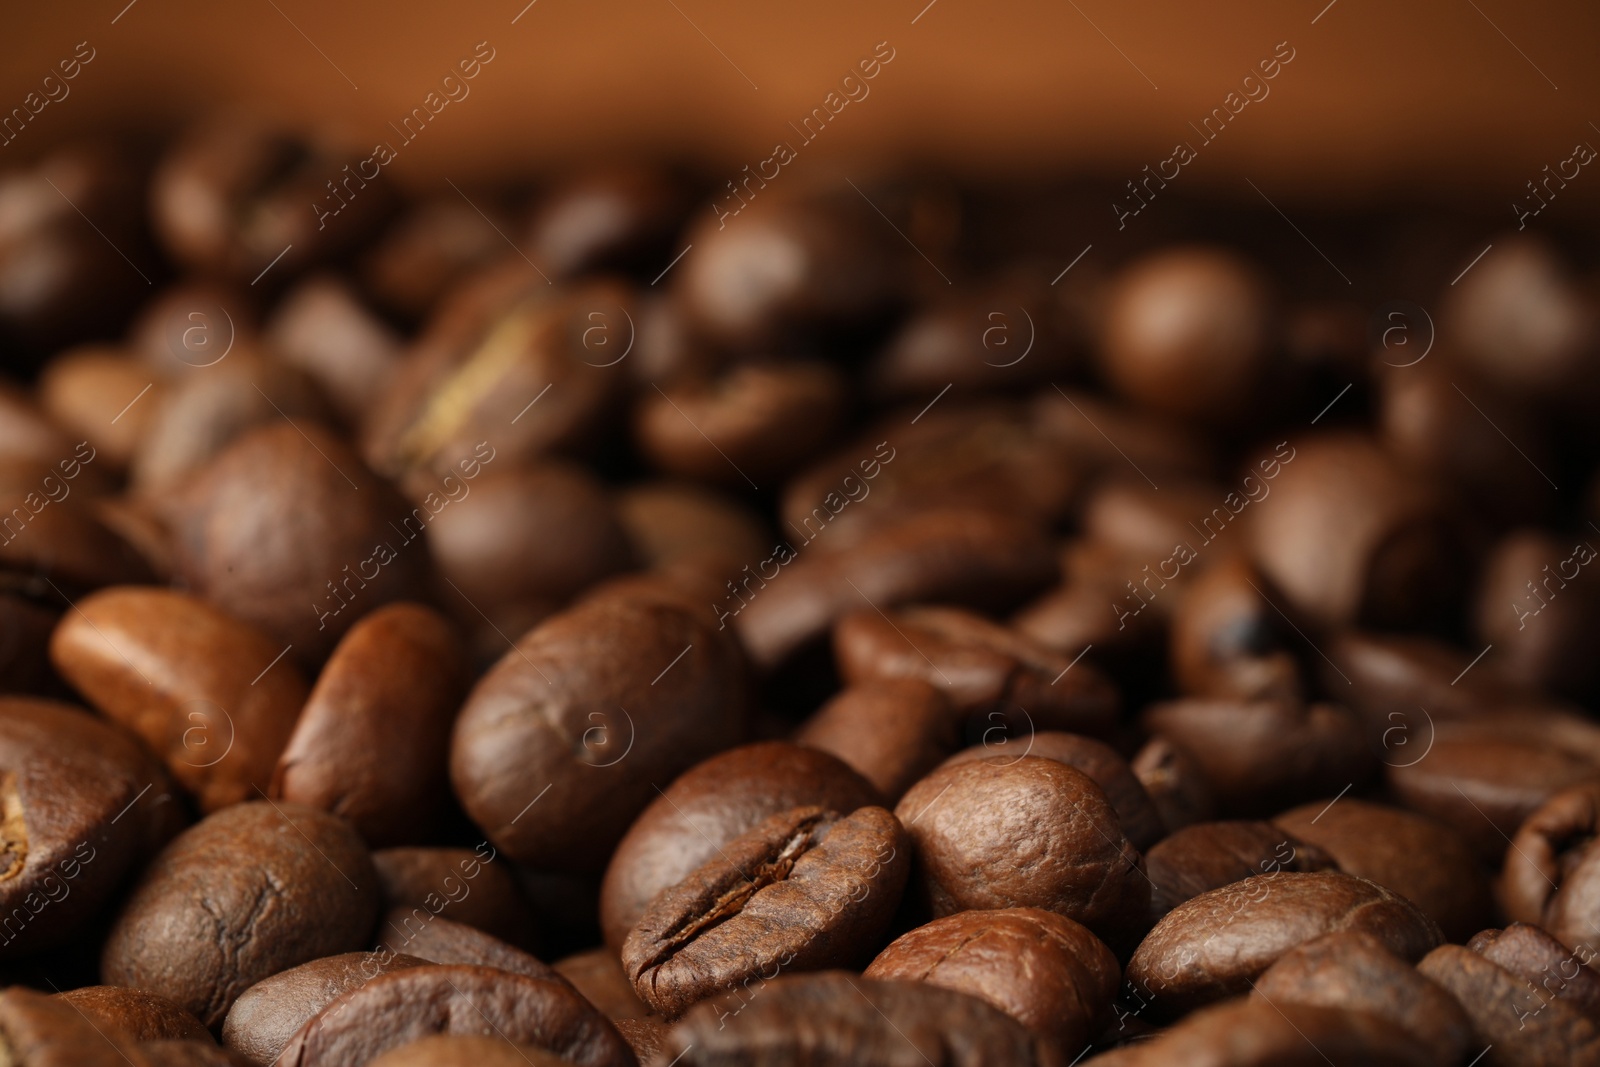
[56,986,211,1044]
[221,951,428,1066]
[0,455,153,597]
[1125,870,1442,1018]
[50,587,309,813]
[1418,943,1600,1066]
[264,275,404,424]
[164,420,428,665]
[101,801,380,1029]
[1097,246,1274,425]
[373,909,559,984]
[1131,734,1216,833]
[657,971,1063,1067]
[451,592,745,873]
[1330,629,1544,727]
[865,908,1118,1052]
[1252,930,1472,1064]
[599,742,880,950]
[1139,698,1372,816]
[1499,783,1600,954]
[371,846,532,948]
[1276,797,1492,943]
[795,680,960,802]
[1169,554,1302,703]
[528,165,689,279]
[276,964,632,1067]
[0,985,148,1066]
[1468,924,1600,1025]
[1012,540,1168,660]
[366,1035,572,1067]
[0,698,179,959]
[1142,821,1335,922]
[833,606,1120,739]
[941,732,1165,851]
[895,756,1148,947]
[1474,529,1600,701]
[554,948,651,1021]
[273,603,468,846]
[623,805,907,1018]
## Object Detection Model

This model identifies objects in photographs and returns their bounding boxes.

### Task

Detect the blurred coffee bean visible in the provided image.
[102,801,380,1029]
[635,361,845,487]
[1125,870,1442,1018]
[0,698,179,959]
[1498,783,1600,955]
[528,165,690,279]
[1169,554,1302,702]
[451,593,745,873]
[273,603,468,847]
[1142,821,1336,922]
[36,346,162,469]
[50,586,310,812]
[895,756,1148,947]
[1474,529,1600,701]
[864,908,1118,1052]
[1080,479,1228,563]
[373,908,559,983]
[678,187,905,351]
[1330,629,1549,728]
[796,679,960,802]
[371,846,532,949]
[265,275,404,423]
[128,279,257,377]
[0,986,149,1066]
[1140,699,1373,815]
[0,453,153,598]
[1130,735,1216,833]
[1276,797,1492,942]
[599,742,880,950]
[1469,923,1600,1025]
[151,118,396,283]
[362,196,512,322]
[1419,943,1600,1066]
[1097,246,1274,426]
[164,419,428,666]
[1031,387,1216,483]
[614,480,768,579]
[57,985,213,1044]
[553,947,651,1021]
[1012,539,1168,660]
[0,593,61,694]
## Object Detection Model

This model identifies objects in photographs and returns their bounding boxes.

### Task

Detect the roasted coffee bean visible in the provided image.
[1142,821,1336,922]
[0,455,153,597]
[140,1040,256,1066]
[1139,698,1373,815]
[371,846,532,948]
[941,731,1165,851]
[37,347,163,470]
[599,743,880,950]
[1474,529,1600,701]
[834,605,1120,739]
[1468,924,1600,1025]
[0,985,148,1066]
[623,805,908,1018]
[1080,479,1228,564]
[451,592,744,873]
[50,587,309,813]
[635,362,845,486]
[0,698,179,959]
[1418,943,1600,1067]
[1498,783,1600,954]
[1169,554,1302,703]
[895,756,1148,947]
[1131,734,1216,833]
[1276,797,1492,943]
[265,276,404,424]
[56,986,212,1044]
[657,971,1064,1067]
[864,907,1118,1052]
[1030,387,1216,484]
[222,952,429,1066]
[273,603,468,847]
[101,801,380,1029]
[1124,870,1443,1018]
[365,1035,572,1067]
[1097,246,1274,426]
[128,280,258,377]
[1330,629,1546,727]
[527,165,689,279]
[1013,540,1169,659]
[614,481,768,578]
[612,1019,666,1064]
[372,909,561,984]
[362,197,513,322]
[275,964,633,1067]
[554,948,651,1021]
[163,419,428,665]
[796,680,960,802]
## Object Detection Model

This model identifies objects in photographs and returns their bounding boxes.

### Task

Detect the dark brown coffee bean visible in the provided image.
[796,680,960,802]
[362,197,512,322]
[373,909,560,985]
[1170,554,1302,703]
[221,952,428,1066]
[1276,797,1491,943]
[50,587,309,813]
[36,348,162,471]
[864,907,1118,1052]
[623,806,908,1018]
[554,948,651,1021]
[1097,246,1274,426]
[1253,930,1472,1064]
[0,455,153,597]
[615,482,768,579]
[1030,387,1216,484]
[164,419,428,665]
[895,756,1148,947]
[264,276,404,424]
[1139,699,1373,816]
[101,801,380,1029]
[276,964,632,1067]
[139,1040,256,1066]
[1142,821,1336,922]
[1125,870,1442,1018]
[1418,943,1600,1067]
[528,166,689,279]
[834,606,1120,739]
[451,593,744,873]
[0,985,147,1066]
[1246,434,1462,630]
[1080,479,1228,564]
[657,971,1064,1067]
[365,1035,571,1067]
[371,847,531,949]
[151,119,395,283]
[734,507,1059,669]
[1012,540,1168,660]
[635,362,844,487]
[599,743,880,950]
[56,986,211,1044]
[1130,735,1215,833]
[1330,630,1545,728]
[1469,924,1600,1026]
[941,732,1165,851]
[0,698,178,959]
[1498,783,1600,955]
[612,1018,666,1064]
[273,603,468,847]
[1474,530,1600,701]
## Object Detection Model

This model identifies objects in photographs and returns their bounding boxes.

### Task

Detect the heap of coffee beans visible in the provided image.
[2,120,1600,1066]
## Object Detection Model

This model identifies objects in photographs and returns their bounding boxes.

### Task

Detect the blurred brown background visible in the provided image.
[4,0,1598,212]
